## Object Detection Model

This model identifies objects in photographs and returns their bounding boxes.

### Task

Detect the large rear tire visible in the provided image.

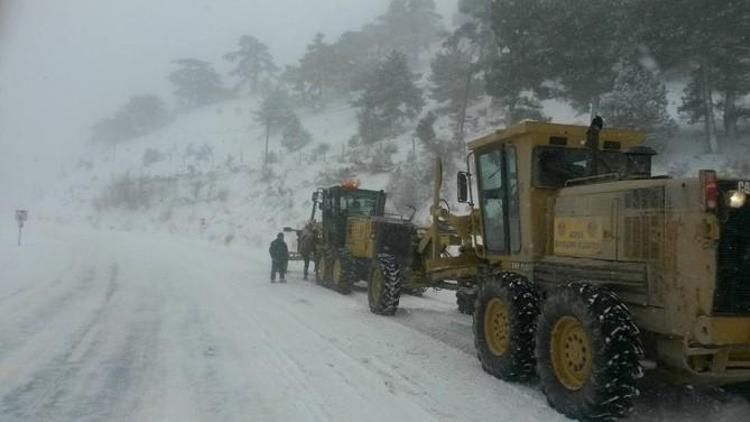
[473,272,540,381]
[456,289,476,315]
[535,283,643,421]
[368,254,401,315]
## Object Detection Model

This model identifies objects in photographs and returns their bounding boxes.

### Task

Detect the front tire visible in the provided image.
[473,272,540,381]
[535,283,643,421]
[368,254,401,315]
[332,251,353,295]
[315,251,331,286]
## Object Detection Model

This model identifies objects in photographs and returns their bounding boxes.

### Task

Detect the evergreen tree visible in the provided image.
[635,0,750,150]
[354,51,424,144]
[223,35,278,94]
[377,0,444,62]
[334,30,382,92]
[169,58,226,110]
[429,42,482,136]
[487,0,629,118]
[255,89,294,164]
[281,115,312,152]
[294,33,348,104]
[600,61,676,142]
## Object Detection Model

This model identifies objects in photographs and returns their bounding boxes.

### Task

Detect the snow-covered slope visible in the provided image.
[46,97,375,248]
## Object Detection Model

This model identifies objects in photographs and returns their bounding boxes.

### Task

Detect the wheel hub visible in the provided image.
[550,316,592,391]
[483,297,509,356]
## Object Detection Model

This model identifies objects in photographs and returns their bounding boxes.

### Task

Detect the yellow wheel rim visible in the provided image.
[333,259,343,286]
[550,316,592,391]
[370,268,383,302]
[483,298,510,356]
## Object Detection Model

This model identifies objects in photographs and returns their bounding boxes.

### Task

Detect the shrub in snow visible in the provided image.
[93,173,167,211]
[142,148,165,167]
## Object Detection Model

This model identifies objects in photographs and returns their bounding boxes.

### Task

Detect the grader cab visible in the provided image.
[367,120,750,421]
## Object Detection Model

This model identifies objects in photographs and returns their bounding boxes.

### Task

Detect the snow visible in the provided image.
[0,221,563,421]
[3,219,750,421]
[6,46,749,422]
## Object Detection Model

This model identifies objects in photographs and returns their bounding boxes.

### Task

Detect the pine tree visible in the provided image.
[223,35,278,94]
[635,0,750,150]
[377,0,444,62]
[294,33,348,104]
[169,59,226,110]
[281,115,312,152]
[600,61,676,143]
[488,0,629,117]
[334,30,382,92]
[255,89,294,164]
[429,43,481,135]
[354,51,424,144]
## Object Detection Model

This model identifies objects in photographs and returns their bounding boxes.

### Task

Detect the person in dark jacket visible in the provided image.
[269,233,289,283]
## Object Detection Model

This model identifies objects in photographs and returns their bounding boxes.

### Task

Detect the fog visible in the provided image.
[0,0,456,210]
[1,2,750,421]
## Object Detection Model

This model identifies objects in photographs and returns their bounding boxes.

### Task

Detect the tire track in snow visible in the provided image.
[0,266,97,361]
[0,263,125,421]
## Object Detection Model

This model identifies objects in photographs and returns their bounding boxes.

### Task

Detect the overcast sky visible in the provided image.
[0,0,457,210]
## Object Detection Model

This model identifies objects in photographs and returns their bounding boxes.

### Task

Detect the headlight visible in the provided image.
[728,190,747,208]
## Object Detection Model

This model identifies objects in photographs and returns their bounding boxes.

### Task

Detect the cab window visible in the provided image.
[477,145,521,254]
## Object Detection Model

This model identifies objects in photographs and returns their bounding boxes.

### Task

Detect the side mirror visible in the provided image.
[312,192,319,203]
[457,172,469,203]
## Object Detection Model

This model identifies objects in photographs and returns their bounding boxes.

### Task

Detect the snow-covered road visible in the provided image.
[1,223,749,421]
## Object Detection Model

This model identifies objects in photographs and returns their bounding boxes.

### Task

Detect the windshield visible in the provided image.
[340,191,380,216]
[534,147,627,188]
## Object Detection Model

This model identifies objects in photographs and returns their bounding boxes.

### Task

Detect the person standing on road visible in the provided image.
[298,223,317,280]
[269,233,289,283]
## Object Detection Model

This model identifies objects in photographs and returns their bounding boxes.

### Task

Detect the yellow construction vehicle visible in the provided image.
[357,119,750,420]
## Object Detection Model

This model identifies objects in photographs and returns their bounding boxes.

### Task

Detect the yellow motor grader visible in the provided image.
[344,119,750,420]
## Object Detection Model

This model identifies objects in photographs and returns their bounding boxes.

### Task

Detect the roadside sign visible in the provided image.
[15,210,28,246]
[15,210,28,227]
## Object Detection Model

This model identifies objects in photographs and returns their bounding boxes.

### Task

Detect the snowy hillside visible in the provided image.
[45,97,377,248]
[44,88,750,252]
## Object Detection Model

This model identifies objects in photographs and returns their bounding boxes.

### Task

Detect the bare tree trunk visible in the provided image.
[723,89,739,140]
[701,59,719,153]
[264,123,271,165]
[589,95,601,122]
[456,64,474,142]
